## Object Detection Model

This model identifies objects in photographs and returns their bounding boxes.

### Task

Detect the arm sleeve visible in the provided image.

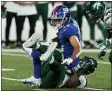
[64,26,78,38]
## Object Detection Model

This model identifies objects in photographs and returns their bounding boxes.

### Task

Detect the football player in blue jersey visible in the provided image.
[49,5,82,75]
[21,5,97,88]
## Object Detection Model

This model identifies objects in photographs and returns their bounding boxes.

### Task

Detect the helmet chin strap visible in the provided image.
[57,23,62,29]
[68,15,71,23]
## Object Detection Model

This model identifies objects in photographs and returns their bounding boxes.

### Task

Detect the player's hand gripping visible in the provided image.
[61,58,73,65]
[98,51,106,60]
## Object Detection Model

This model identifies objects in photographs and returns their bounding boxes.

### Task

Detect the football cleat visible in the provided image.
[77,75,87,88]
[21,76,41,86]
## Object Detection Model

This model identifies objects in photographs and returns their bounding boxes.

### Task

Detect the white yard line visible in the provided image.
[33,89,49,91]
[2,49,25,53]
[2,68,15,71]
[2,77,23,81]
[2,77,110,91]
[2,53,29,57]
[97,61,110,65]
[84,87,110,91]
[2,49,111,53]
[34,88,108,91]
[2,53,111,65]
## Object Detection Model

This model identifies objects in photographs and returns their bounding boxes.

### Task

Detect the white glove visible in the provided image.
[61,58,73,65]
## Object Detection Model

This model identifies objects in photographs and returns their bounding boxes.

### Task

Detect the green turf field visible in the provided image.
[1,49,111,91]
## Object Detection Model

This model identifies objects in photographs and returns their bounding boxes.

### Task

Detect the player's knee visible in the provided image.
[22,41,29,48]
[31,50,41,60]
[77,75,87,88]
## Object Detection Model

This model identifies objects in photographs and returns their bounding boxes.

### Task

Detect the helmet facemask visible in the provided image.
[87,12,103,22]
[51,15,68,29]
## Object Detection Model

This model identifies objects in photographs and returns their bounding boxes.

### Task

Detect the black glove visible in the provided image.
[98,51,106,60]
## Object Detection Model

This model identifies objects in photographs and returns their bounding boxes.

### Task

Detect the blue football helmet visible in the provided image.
[51,5,71,29]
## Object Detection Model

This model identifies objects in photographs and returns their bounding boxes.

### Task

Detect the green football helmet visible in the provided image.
[86,1,105,22]
[79,56,97,75]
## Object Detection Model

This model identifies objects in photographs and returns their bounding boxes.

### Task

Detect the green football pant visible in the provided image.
[35,3,48,40]
[35,44,65,88]
[40,61,65,88]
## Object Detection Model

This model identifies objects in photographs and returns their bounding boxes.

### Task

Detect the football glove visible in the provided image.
[98,51,106,60]
[98,38,110,51]
[61,58,73,65]
[98,38,110,60]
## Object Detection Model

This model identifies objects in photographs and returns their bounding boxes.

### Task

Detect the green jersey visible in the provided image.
[35,44,66,88]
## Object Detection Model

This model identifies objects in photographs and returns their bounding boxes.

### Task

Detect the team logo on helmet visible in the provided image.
[51,5,71,29]
[86,1,105,22]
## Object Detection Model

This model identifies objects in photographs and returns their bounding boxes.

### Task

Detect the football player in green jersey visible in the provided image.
[86,1,112,63]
